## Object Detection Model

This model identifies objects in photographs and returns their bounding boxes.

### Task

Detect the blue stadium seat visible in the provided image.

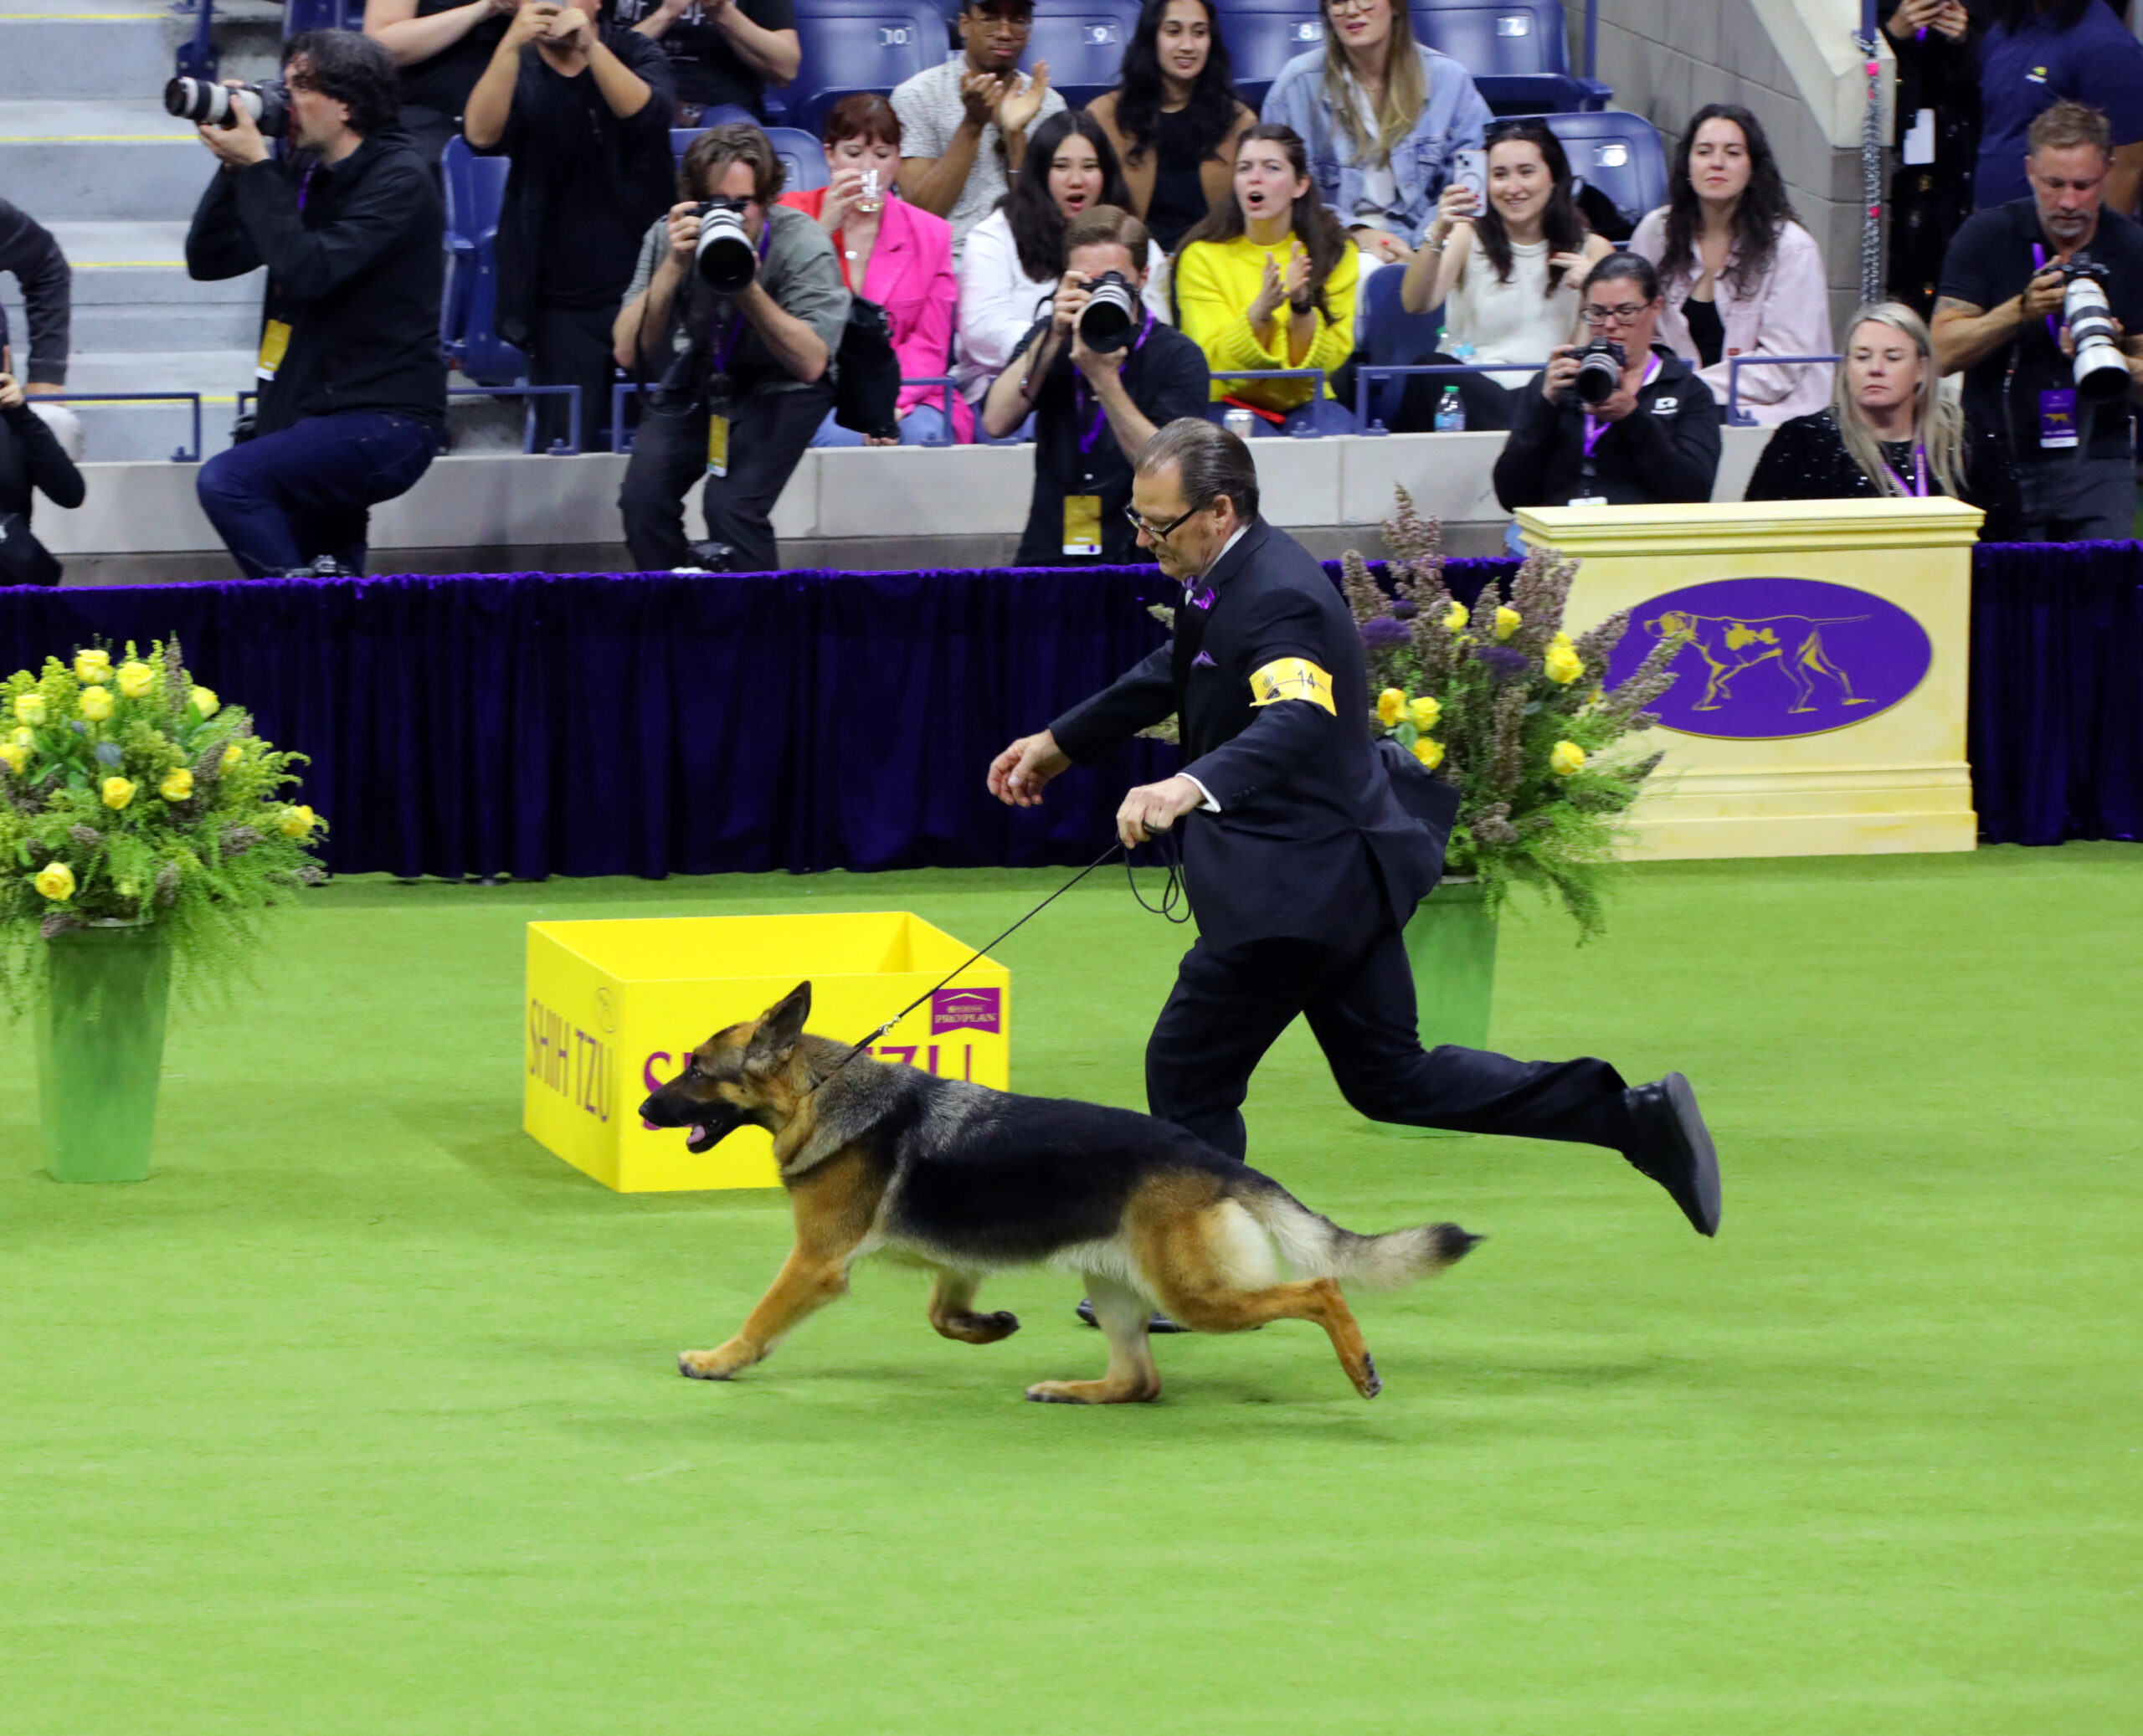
[281,0,362,35]
[439,136,527,388]
[1413,1,1608,113]
[1358,262,1442,429]
[765,125,831,192]
[1210,0,1323,110]
[1024,0,1139,107]
[1532,109,1667,236]
[776,0,947,132]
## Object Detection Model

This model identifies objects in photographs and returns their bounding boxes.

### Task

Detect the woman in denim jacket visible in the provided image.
[1260,0,1489,264]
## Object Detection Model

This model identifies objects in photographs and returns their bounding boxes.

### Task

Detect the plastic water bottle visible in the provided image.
[1433,386,1466,433]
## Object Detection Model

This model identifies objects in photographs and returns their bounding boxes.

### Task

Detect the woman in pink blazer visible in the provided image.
[1629,103,1833,427]
[780,94,973,444]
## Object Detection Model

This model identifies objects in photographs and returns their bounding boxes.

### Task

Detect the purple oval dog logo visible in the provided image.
[1603,577,1932,739]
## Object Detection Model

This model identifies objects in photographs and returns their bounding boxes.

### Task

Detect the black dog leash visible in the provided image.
[809,829,1191,1094]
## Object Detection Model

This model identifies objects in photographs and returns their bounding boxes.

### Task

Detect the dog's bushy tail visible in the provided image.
[1243,1185,1480,1291]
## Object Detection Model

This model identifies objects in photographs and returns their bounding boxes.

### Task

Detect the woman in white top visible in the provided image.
[956,110,1171,407]
[1629,102,1832,425]
[1395,118,1611,428]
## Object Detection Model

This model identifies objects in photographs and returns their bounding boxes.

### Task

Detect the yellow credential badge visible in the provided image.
[1248,657,1336,715]
[255,319,291,381]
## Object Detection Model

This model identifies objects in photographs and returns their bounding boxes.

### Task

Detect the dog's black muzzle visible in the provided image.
[639,1087,748,1155]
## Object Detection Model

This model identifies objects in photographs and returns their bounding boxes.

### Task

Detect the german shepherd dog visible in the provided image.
[638,983,1481,1404]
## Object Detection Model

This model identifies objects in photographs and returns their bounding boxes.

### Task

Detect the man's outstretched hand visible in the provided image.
[988,730,1071,807]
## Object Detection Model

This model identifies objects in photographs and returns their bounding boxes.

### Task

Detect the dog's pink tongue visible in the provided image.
[690,1124,707,1143]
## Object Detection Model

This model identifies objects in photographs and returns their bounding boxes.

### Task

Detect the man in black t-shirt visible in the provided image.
[614,0,798,124]
[465,0,676,453]
[981,205,1211,565]
[1935,100,2143,542]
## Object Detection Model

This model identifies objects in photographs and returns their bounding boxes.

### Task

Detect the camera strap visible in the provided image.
[1075,314,1155,455]
[1579,352,1662,482]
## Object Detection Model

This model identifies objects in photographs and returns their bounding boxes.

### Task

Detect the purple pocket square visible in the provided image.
[1189,587,1216,610]
[1192,650,1217,667]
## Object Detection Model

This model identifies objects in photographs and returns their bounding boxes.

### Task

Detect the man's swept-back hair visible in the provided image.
[681,122,787,203]
[2028,98,2111,160]
[285,28,400,138]
[1064,203,1151,261]
[1136,417,1260,522]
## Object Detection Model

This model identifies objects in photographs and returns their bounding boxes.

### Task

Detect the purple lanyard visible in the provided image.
[1076,314,1154,454]
[1884,443,1929,497]
[2030,244,2063,345]
[711,223,776,377]
[1581,352,1662,457]
[295,166,315,212]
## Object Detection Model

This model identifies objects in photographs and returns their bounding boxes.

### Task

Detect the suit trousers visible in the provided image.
[619,383,834,572]
[1146,919,1637,1163]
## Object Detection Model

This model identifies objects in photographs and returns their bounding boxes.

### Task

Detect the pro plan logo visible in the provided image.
[932,988,1002,1035]
[1604,576,1932,740]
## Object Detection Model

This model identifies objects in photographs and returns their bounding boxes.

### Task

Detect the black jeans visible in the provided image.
[618,383,833,572]
[2014,453,2135,542]
[195,410,438,578]
[528,299,620,454]
[1146,918,1636,1163]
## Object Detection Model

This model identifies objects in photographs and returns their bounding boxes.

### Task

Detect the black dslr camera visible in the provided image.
[1570,339,1627,406]
[1075,270,1138,352]
[693,197,757,294]
[165,77,290,138]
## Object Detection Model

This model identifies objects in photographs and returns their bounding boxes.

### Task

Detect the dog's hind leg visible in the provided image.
[1025,1276,1160,1405]
[927,1268,1020,1344]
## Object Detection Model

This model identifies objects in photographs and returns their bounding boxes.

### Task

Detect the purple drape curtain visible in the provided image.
[2,545,2130,875]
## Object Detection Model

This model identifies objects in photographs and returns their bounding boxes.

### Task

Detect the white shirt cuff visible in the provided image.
[1183,774,1221,813]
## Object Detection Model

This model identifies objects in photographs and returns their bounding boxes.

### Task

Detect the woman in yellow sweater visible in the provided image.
[1174,123,1359,433]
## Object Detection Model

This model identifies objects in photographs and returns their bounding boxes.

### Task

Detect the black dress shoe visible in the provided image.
[1075,1298,1190,1333]
[1621,1072,1722,1236]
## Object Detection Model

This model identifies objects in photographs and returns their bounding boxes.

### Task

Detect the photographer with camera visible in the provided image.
[182,32,445,580]
[1492,252,1720,521]
[982,203,1209,565]
[1933,100,2143,542]
[613,124,849,572]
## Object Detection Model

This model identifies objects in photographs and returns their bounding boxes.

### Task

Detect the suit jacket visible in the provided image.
[1049,518,1456,952]
[778,188,973,440]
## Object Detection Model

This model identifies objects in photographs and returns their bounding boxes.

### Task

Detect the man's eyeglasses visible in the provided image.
[1125,503,1200,542]
[1580,301,1652,326]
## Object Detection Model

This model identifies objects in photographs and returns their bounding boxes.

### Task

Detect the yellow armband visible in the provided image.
[1248,657,1336,716]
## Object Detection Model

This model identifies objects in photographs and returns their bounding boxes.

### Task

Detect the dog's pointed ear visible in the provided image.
[746,981,811,1071]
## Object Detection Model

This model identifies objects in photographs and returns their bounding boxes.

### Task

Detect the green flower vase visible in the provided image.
[1366,877,1498,1139]
[35,921,172,1183]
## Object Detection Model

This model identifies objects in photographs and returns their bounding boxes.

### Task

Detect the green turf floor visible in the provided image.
[3,847,2139,1734]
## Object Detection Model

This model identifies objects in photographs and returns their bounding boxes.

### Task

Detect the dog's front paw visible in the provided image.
[678,1343,753,1381]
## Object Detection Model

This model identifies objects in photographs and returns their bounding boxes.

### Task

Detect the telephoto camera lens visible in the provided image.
[1075,270,1138,353]
[1573,339,1627,406]
[2060,263,2130,403]
[163,76,290,137]
[694,198,757,295]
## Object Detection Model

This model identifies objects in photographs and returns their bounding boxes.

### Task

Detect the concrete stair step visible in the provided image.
[0,10,177,100]
[23,220,260,306]
[0,98,218,220]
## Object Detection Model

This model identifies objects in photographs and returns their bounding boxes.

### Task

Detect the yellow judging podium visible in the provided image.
[1516,497,1981,860]
[524,913,1010,1192]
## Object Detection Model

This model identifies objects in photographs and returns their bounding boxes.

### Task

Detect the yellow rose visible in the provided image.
[34,860,75,902]
[1544,645,1584,685]
[189,686,219,719]
[13,693,46,726]
[1411,736,1445,770]
[77,684,115,722]
[222,742,244,770]
[1550,740,1587,777]
[1375,688,1406,727]
[1443,602,1468,633]
[1494,606,1521,641]
[160,768,194,802]
[0,742,25,775]
[1407,695,1442,732]
[101,776,136,811]
[9,727,31,750]
[117,661,157,700]
[75,650,113,684]
[1551,630,1574,650]
[279,804,316,839]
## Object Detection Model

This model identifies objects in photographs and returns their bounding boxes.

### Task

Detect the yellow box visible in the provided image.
[523,912,1010,1192]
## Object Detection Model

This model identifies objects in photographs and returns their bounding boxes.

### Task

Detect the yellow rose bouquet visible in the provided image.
[0,638,325,1011]
[1338,487,1687,940]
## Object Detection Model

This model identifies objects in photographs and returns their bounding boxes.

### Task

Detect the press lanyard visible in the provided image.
[295,166,315,212]
[1887,443,1928,496]
[1076,314,1154,455]
[2030,244,2063,344]
[1581,352,1662,464]
[708,223,775,380]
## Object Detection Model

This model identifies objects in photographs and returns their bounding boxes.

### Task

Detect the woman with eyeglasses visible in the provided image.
[1174,124,1357,434]
[1087,0,1257,254]
[1260,0,1490,266]
[1628,103,1832,426]
[1492,251,1721,526]
[1744,301,2021,537]
[1389,117,1611,431]
[957,110,1171,410]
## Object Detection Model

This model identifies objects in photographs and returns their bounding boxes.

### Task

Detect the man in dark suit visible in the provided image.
[987,418,1721,1239]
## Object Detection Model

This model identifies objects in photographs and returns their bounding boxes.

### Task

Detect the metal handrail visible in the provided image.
[608,376,961,455]
[32,392,204,463]
[239,384,586,455]
[172,0,218,80]
[1350,361,1549,429]
[1725,352,1841,426]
